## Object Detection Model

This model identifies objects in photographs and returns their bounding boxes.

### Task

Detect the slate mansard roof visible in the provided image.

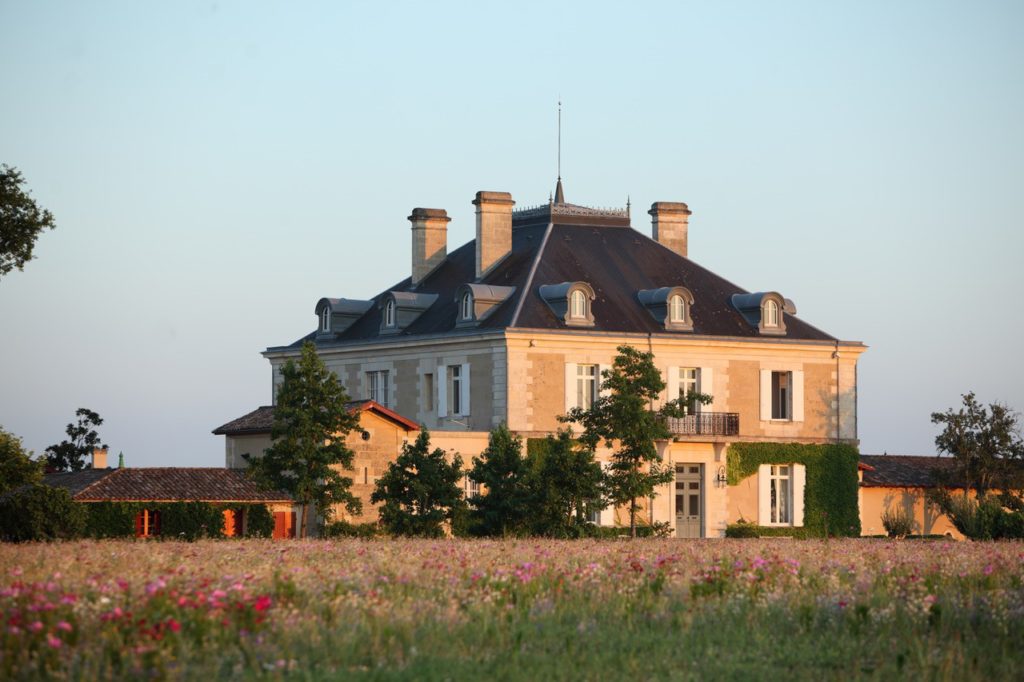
[272,194,846,351]
[43,468,293,503]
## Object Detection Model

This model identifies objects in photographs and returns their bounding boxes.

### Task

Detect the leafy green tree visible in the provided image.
[0,427,43,493]
[371,429,466,537]
[248,341,361,537]
[931,392,1024,498]
[468,424,531,536]
[563,345,674,537]
[0,164,56,278]
[0,484,85,542]
[44,408,106,472]
[525,430,606,537]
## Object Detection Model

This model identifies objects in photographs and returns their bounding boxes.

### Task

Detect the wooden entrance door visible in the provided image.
[675,464,703,539]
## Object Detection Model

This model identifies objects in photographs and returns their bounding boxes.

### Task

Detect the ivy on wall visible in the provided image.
[80,502,275,540]
[726,442,861,537]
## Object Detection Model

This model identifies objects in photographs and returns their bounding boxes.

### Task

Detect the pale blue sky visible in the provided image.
[1,1,1022,466]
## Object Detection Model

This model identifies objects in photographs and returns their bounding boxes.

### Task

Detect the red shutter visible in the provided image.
[223,509,236,537]
[288,512,296,538]
[135,511,144,537]
[151,511,161,537]
[273,511,285,539]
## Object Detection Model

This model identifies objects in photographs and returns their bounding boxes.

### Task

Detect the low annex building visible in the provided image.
[221,180,868,537]
[858,454,965,539]
[45,449,294,538]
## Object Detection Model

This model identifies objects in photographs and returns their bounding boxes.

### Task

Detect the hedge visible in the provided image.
[727,442,861,537]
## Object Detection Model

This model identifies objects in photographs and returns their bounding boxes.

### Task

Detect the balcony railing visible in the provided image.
[665,412,740,437]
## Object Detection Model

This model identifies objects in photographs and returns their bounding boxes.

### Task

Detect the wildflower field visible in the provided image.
[2,539,1023,680]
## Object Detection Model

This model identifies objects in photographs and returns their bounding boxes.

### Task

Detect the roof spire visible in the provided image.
[554,98,565,204]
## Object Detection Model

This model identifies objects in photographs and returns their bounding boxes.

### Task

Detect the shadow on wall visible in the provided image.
[812,386,857,441]
[881,490,944,535]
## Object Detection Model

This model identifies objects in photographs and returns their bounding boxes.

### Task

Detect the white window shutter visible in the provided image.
[792,463,806,527]
[759,369,772,421]
[666,366,679,404]
[700,367,714,411]
[598,364,612,398]
[757,464,771,525]
[564,363,577,413]
[459,363,471,416]
[437,365,448,418]
[791,370,805,422]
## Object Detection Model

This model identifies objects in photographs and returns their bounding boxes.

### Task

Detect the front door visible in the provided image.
[675,464,703,538]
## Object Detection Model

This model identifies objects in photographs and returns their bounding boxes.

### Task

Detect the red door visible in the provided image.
[273,511,296,539]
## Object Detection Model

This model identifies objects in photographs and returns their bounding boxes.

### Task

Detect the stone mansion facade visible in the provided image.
[220,181,866,538]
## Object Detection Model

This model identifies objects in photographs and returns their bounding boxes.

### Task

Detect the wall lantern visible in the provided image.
[715,466,728,485]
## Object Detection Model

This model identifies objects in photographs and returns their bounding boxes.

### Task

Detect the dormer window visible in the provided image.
[637,286,694,331]
[730,292,788,335]
[454,284,515,328]
[384,299,396,328]
[379,291,438,335]
[764,299,779,328]
[320,307,331,333]
[570,289,588,320]
[669,294,686,323]
[460,291,473,321]
[538,282,596,327]
[314,298,373,338]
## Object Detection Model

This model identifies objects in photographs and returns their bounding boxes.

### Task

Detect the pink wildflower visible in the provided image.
[28,621,43,633]
[47,635,62,649]
[56,621,72,632]
[253,595,272,612]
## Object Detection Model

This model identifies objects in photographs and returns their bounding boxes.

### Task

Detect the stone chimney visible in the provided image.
[473,191,515,278]
[92,446,108,469]
[649,202,692,258]
[408,208,450,287]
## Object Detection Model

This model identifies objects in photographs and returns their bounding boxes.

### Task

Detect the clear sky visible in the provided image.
[1,1,1022,467]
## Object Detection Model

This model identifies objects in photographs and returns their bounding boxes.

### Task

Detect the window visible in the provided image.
[134,509,161,538]
[678,367,700,412]
[570,289,588,320]
[764,299,779,328]
[577,364,599,410]
[465,476,480,499]
[669,294,686,323]
[320,307,331,332]
[367,370,390,407]
[449,365,464,416]
[769,465,791,524]
[460,292,473,321]
[384,299,396,328]
[771,371,790,420]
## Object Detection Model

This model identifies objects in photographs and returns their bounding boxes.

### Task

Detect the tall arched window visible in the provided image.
[669,294,686,323]
[570,289,588,320]
[460,292,473,320]
[764,299,779,327]
[320,307,331,332]
[384,299,396,327]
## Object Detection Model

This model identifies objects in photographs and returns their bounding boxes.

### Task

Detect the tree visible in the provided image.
[248,341,361,537]
[0,164,56,278]
[931,392,1024,498]
[44,408,106,472]
[0,427,43,493]
[0,484,85,542]
[371,429,466,537]
[563,345,674,537]
[467,424,532,536]
[524,429,606,537]
[927,393,1024,538]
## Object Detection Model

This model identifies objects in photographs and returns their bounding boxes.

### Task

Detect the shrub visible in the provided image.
[323,520,379,539]
[725,522,810,539]
[724,520,760,538]
[242,504,275,538]
[881,505,915,538]
[160,502,225,540]
[0,484,85,542]
[82,501,140,538]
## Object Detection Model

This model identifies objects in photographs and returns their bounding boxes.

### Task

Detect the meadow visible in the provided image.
[1,538,1022,680]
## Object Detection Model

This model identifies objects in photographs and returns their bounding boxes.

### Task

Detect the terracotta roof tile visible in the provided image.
[63,468,292,502]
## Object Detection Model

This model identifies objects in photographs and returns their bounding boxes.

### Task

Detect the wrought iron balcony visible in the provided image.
[664,412,740,437]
